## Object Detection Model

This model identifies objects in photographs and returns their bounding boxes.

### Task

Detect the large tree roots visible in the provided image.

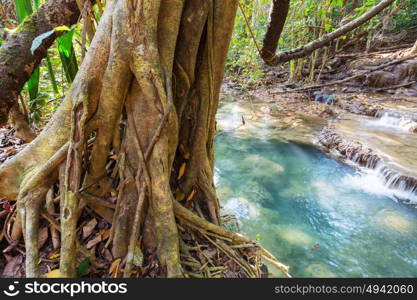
[0,0,290,278]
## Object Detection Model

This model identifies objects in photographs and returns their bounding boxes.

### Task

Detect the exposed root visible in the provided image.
[173,201,291,277]
[20,185,50,277]
[46,188,60,249]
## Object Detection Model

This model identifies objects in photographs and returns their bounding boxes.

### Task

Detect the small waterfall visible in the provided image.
[373,111,417,133]
[342,166,417,206]
[318,127,417,206]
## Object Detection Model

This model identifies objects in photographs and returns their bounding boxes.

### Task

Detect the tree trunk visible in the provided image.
[0,0,290,278]
[267,0,395,65]
[0,0,80,126]
[260,0,290,65]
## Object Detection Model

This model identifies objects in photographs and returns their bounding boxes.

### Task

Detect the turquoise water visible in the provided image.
[214,100,417,278]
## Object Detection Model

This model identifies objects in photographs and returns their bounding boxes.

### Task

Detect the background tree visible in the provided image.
[0,0,81,126]
[266,0,396,65]
[260,0,290,65]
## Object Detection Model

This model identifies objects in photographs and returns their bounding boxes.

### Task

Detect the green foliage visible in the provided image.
[77,259,90,277]
[392,0,417,29]
[27,93,47,124]
[57,29,78,83]
[226,0,406,84]
[14,0,33,23]
[14,0,40,105]
[30,25,71,54]
[27,67,39,100]
[45,54,59,94]
[11,0,80,125]
[226,0,270,82]
[226,0,349,81]
[32,0,40,10]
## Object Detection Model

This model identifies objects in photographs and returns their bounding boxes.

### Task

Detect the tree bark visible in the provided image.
[260,0,290,65]
[266,0,395,65]
[0,0,80,126]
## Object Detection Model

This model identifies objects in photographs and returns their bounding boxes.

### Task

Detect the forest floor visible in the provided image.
[224,43,417,120]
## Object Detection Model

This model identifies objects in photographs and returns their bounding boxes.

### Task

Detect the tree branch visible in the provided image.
[0,0,81,126]
[267,0,395,65]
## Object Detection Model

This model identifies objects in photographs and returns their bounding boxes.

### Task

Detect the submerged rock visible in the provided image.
[243,155,284,181]
[243,180,274,205]
[279,179,309,199]
[276,226,314,248]
[311,180,339,210]
[375,209,417,233]
[305,263,336,278]
[222,197,260,220]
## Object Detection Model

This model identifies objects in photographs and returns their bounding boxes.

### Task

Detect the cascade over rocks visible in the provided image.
[318,126,417,207]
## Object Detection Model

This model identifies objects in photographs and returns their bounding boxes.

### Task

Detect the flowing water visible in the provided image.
[214,97,417,278]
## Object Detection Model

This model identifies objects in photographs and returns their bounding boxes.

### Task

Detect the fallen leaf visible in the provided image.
[3,240,18,253]
[4,147,17,155]
[45,269,62,278]
[99,229,110,241]
[2,255,23,278]
[86,234,102,249]
[109,258,121,278]
[83,218,97,239]
[177,162,186,180]
[3,201,11,212]
[186,189,197,202]
[311,242,320,252]
[48,253,60,260]
[175,190,185,201]
[102,248,113,262]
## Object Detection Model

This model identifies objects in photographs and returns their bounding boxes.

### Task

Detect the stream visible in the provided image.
[214,96,417,278]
